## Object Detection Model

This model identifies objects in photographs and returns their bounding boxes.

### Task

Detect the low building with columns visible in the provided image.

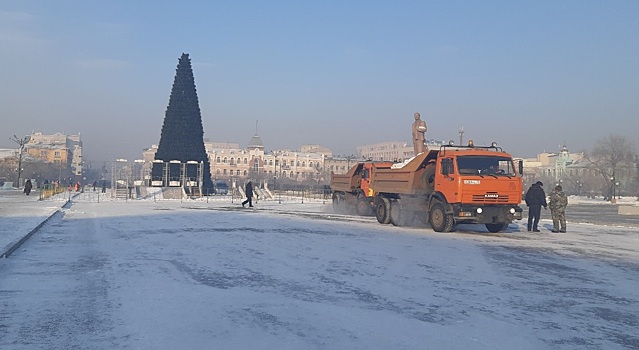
[144,134,340,186]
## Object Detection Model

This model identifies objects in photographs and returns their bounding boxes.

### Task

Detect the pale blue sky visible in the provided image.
[1,1,638,162]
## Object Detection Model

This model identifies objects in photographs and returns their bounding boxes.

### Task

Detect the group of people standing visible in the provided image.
[525,181,568,233]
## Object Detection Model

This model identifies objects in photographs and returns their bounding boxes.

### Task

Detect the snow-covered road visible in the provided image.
[0,196,638,349]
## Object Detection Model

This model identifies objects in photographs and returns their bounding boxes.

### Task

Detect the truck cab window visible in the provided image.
[441,158,454,175]
[457,156,516,176]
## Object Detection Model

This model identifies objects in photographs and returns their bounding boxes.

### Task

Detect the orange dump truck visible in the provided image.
[330,161,393,215]
[371,143,523,232]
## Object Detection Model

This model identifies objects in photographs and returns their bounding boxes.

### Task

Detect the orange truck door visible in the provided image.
[436,157,459,202]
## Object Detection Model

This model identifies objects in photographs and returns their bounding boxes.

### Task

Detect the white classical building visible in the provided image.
[143,135,343,185]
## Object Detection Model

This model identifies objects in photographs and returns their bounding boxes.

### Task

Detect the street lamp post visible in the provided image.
[273,152,282,204]
[577,181,582,196]
[10,135,29,188]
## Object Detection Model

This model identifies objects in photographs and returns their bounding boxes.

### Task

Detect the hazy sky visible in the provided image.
[1,1,638,163]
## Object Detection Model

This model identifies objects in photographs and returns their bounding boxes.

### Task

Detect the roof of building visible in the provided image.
[247,134,264,149]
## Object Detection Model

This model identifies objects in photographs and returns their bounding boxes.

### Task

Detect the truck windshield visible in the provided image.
[457,156,516,176]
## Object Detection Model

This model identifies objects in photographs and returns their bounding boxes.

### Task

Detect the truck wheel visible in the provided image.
[429,203,454,232]
[375,197,391,224]
[356,196,372,216]
[420,164,436,192]
[390,200,402,226]
[485,223,508,233]
[390,200,414,226]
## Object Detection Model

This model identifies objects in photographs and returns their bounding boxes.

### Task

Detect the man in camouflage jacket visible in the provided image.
[549,185,568,233]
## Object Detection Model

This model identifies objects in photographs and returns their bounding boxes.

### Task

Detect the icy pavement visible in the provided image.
[0,191,638,349]
[0,189,68,258]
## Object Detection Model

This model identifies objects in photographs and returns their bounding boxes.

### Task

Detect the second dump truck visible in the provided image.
[370,142,523,233]
[330,161,393,216]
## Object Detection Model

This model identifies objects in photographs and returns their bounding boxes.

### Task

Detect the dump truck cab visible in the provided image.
[429,144,523,232]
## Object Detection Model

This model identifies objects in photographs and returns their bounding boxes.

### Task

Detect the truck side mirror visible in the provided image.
[518,160,524,176]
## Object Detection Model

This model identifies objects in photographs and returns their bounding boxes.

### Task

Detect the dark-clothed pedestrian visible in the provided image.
[242,181,255,208]
[101,180,107,193]
[549,185,568,232]
[23,179,33,196]
[524,181,547,232]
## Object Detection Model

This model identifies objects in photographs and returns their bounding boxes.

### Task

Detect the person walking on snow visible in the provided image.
[549,185,568,233]
[524,181,547,232]
[242,181,257,208]
[23,179,32,196]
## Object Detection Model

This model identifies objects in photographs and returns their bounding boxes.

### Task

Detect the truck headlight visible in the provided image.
[476,208,483,214]
[509,208,516,214]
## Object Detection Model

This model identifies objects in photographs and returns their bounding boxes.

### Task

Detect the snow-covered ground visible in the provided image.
[0,190,638,349]
[568,194,639,206]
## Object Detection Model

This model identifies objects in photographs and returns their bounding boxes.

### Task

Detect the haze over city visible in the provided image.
[1,1,638,163]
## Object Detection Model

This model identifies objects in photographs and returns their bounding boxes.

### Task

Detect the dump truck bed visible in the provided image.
[330,172,359,193]
[370,152,435,195]
[330,161,394,193]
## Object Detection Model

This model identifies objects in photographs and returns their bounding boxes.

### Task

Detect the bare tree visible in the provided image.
[583,135,636,198]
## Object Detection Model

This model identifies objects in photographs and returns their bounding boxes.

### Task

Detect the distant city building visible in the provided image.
[357,139,445,162]
[0,149,18,160]
[143,134,332,185]
[300,144,333,158]
[207,133,326,183]
[520,143,638,197]
[521,144,583,184]
[0,132,83,186]
[25,132,83,176]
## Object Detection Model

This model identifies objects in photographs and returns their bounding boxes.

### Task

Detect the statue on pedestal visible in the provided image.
[411,112,427,155]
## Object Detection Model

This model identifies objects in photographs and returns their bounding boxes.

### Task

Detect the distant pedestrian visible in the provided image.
[524,181,547,232]
[549,185,568,233]
[101,181,107,193]
[242,181,256,208]
[92,180,97,191]
[23,179,33,196]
